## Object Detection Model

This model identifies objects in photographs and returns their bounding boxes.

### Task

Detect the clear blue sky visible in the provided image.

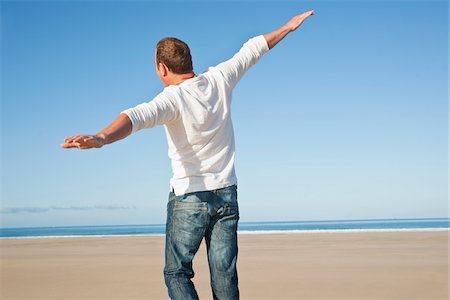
[1,0,448,228]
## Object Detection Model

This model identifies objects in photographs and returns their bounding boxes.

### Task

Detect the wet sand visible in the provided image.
[1,231,448,299]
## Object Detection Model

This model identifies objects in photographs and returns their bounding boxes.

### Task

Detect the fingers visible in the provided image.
[72,137,84,143]
[289,10,315,31]
[61,134,101,149]
[299,10,314,20]
[296,10,314,22]
[60,141,92,149]
[60,142,81,149]
[64,135,81,143]
[61,135,85,149]
[73,135,90,143]
[63,135,88,145]
[302,10,314,16]
[64,135,83,144]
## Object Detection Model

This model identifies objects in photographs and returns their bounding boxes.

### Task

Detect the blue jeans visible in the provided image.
[164,184,240,300]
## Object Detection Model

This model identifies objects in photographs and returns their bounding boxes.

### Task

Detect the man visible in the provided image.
[61,10,314,300]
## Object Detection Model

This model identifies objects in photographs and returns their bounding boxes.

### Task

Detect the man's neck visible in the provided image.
[168,72,197,86]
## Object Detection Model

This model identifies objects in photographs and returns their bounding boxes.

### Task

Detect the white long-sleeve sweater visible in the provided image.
[121,35,270,196]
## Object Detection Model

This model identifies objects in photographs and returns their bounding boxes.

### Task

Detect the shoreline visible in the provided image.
[1,227,448,240]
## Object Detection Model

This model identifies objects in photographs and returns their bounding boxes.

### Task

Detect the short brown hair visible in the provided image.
[156,37,193,74]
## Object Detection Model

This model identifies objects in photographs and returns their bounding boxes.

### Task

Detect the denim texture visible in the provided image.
[164,184,240,300]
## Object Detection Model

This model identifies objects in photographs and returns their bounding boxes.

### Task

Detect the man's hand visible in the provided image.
[286,10,315,32]
[263,10,315,49]
[60,113,132,150]
[61,134,105,149]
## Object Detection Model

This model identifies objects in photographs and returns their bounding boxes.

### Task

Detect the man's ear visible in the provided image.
[158,63,168,77]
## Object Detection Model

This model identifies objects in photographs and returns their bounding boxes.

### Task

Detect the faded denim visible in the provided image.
[164,184,240,300]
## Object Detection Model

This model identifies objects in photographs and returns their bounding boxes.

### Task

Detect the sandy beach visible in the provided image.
[1,231,448,299]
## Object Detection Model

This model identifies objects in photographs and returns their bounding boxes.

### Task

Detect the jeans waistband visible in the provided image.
[171,184,237,195]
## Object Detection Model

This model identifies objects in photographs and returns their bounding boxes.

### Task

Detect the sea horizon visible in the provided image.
[1,217,448,239]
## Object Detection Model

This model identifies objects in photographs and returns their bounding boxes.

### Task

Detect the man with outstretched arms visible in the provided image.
[61,10,315,300]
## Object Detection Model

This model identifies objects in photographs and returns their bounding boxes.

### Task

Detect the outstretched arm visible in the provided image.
[263,10,315,49]
[214,10,315,89]
[60,113,132,149]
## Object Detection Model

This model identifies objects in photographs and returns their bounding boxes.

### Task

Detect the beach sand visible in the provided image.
[1,231,448,299]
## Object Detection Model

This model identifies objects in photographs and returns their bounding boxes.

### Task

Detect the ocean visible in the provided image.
[1,218,448,239]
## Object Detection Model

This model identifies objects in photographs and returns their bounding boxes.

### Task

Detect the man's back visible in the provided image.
[163,71,236,196]
[121,35,270,195]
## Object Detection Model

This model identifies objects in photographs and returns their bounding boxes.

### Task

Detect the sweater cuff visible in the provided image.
[255,35,270,54]
[120,110,137,135]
